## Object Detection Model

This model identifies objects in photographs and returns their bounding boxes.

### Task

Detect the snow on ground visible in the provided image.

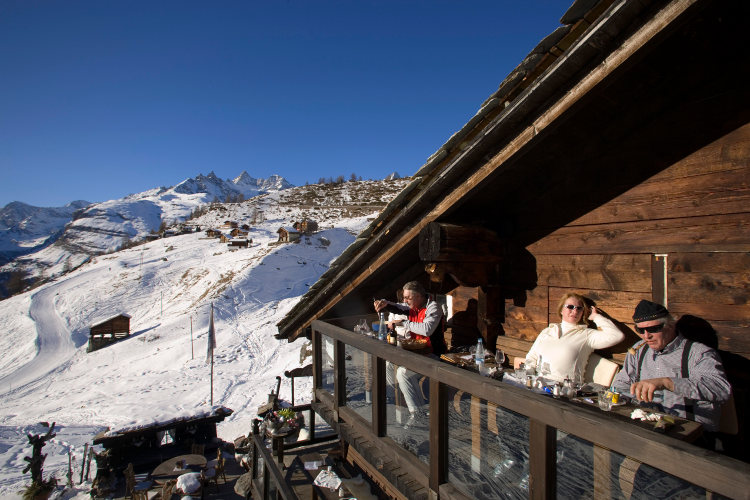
[0,190,384,498]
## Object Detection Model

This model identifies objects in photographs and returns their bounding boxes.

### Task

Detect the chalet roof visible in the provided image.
[90,313,131,329]
[276,0,747,340]
[93,406,233,445]
[275,0,610,340]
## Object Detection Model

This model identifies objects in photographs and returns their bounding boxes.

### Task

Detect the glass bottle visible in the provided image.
[475,338,485,366]
[378,313,387,342]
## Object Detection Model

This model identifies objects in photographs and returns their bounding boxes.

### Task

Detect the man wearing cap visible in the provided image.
[612,300,731,432]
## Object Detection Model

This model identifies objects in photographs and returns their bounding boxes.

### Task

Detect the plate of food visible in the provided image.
[401,338,430,352]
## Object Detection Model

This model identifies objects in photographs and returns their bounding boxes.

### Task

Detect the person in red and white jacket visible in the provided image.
[374,281,444,354]
[374,281,444,427]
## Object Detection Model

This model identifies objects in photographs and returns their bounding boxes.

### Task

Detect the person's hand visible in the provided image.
[373,299,387,312]
[588,306,598,320]
[630,377,674,402]
[387,320,404,328]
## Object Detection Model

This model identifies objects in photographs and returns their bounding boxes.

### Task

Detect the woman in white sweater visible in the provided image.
[520,292,624,384]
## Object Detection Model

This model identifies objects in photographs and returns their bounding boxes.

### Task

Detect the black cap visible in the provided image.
[632,300,669,323]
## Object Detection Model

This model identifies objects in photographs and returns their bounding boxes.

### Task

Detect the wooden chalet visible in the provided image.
[91,407,233,481]
[268,1,750,499]
[205,228,221,238]
[228,239,250,248]
[293,219,319,235]
[277,227,301,243]
[230,227,249,238]
[87,314,131,352]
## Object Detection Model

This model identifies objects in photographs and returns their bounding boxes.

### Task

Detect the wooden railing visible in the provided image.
[312,319,750,500]
[245,403,339,500]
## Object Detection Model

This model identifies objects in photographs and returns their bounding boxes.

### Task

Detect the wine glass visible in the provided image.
[495,349,506,367]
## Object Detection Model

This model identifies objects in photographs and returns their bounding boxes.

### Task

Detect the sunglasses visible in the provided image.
[635,324,665,334]
[564,304,584,311]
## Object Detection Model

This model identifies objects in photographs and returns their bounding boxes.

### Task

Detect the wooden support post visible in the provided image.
[312,330,322,393]
[593,445,613,498]
[529,419,556,500]
[478,285,503,349]
[651,254,668,307]
[429,378,447,495]
[334,339,346,409]
[373,354,386,437]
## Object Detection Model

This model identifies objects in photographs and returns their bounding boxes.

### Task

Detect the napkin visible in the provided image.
[313,469,342,490]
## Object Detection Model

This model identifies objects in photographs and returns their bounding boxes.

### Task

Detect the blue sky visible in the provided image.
[0,1,564,207]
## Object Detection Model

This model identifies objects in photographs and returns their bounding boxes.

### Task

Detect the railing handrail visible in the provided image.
[312,318,750,499]
[249,432,299,500]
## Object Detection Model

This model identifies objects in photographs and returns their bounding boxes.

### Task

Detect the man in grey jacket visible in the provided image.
[612,300,731,432]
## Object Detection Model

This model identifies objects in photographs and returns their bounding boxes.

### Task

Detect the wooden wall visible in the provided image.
[90,315,130,337]
[492,123,750,362]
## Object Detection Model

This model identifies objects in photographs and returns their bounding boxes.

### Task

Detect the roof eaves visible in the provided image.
[276,0,640,340]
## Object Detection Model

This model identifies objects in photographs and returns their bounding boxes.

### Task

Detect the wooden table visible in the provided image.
[151,454,207,485]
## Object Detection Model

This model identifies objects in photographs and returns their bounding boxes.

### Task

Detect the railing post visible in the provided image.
[372,354,386,437]
[334,339,346,409]
[428,378,447,495]
[312,329,322,393]
[251,418,261,479]
[529,418,556,500]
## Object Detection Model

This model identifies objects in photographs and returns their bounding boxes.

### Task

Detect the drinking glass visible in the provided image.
[495,349,506,367]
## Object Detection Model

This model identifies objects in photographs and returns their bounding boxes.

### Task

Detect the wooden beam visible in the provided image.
[529,419,556,500]
[651,254,668,306]
[428,379,448,494]
[372,355,386,437]
[478,286,503,349]
[419,222,504,263]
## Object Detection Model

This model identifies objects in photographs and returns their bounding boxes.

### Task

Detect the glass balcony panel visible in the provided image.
[321,334,335,394]
[345,343,372,423]
[447,388,529,499]
[385,362,430,464]
[556,430,712,499]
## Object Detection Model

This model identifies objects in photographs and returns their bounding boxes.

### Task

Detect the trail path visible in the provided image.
[0,284,75,395]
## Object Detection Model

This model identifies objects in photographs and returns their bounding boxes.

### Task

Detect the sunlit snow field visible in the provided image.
[0,191,383,497]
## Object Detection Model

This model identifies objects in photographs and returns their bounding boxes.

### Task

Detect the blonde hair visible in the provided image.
[556,293,590,325]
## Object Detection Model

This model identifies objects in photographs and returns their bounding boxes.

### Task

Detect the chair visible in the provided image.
[153,478,177,500]
[205,449,227,489]
[584,353,619,387]
[124,462,153,500]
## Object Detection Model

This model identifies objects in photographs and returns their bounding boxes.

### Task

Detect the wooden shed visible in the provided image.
[277,227,301,243]
[205,228,221,238]
[88,314,131,352]
[270,1,750,499]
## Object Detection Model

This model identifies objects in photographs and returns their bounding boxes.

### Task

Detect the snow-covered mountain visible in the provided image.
[0,172,293,289]
[384,171,401,181]
[0,177,409,498]
[0,200,91,264]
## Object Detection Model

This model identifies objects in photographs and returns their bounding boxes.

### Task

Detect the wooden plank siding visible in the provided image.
[501,125,750,363]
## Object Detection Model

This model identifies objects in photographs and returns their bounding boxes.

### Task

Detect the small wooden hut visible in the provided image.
[92,407,233,472]
[277,227,301,243]
[88,314,131,352]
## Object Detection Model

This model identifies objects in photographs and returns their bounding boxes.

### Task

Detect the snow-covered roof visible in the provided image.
[96,406,233,441]
[90,313,131,328]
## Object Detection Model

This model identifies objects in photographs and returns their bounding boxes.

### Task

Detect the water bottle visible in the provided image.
[378,313,387,342]
[475,338,485,366]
